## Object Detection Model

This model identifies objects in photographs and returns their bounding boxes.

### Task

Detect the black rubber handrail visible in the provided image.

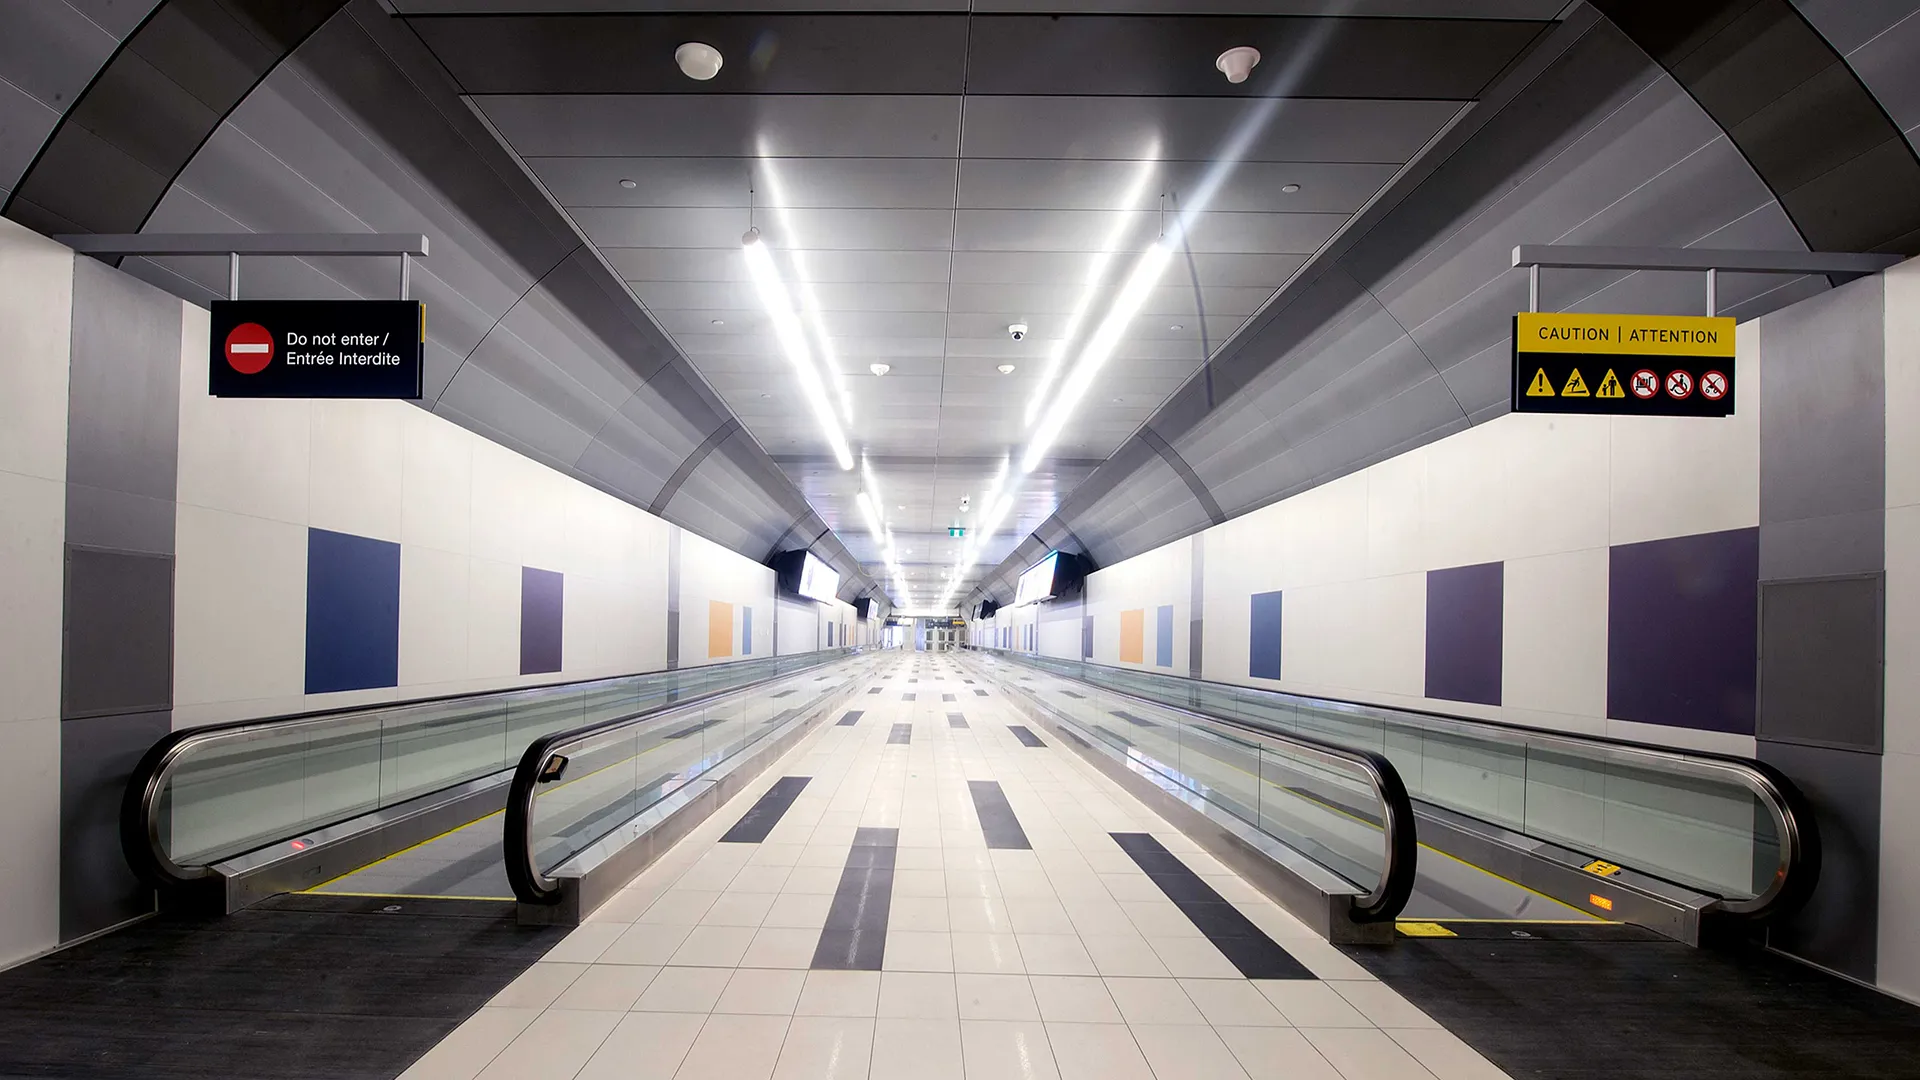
[506,651,869,905]
[972,652,1418,923]
[971,645,1819,924]
[122,650,855,891]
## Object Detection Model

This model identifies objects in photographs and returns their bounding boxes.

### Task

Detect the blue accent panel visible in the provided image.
[827,622,834,647]
[742,606,753,655]
[1425,562,1503,706]
[1249,591,1282,680]
[1609,528,1759,733]
[521,567,564,675]
[1155,605,1174,667]
[305,528,400,694]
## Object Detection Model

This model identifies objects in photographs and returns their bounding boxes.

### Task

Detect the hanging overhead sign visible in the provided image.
[210,300,424,399]
[1511,312,1735,417]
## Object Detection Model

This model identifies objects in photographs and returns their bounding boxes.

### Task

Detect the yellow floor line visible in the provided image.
[299,809,503,893]
[307,890,514,902]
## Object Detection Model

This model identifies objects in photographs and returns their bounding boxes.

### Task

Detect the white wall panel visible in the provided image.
[309,399,404,543]
[401,405,473,555]
[466,557,522,681]
[0,715,59,968]
[0,218,72,485]
[398,545,471,688]
[1502,547,1608,734]
[172,504,308,723]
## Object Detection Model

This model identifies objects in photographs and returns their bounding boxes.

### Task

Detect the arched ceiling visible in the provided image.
[5,1,1918,612]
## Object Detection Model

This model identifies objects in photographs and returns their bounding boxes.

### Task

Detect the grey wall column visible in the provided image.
[665,526,681,671]
[59,258,182,941]
[1754,274,1888,980]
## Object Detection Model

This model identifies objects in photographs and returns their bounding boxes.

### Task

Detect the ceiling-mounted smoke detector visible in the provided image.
[1215,46,1260,84]
[675,42,723,81]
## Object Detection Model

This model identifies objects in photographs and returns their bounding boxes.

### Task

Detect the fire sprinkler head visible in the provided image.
[1215,46,1261,84]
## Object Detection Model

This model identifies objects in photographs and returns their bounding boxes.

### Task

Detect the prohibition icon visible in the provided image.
[1630,369,1658,400]
[1700,370,1728,402]
[1666,370,1694,400]
[223,323,273,374]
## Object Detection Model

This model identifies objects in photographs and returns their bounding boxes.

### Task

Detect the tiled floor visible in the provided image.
[401,655,1511,1080]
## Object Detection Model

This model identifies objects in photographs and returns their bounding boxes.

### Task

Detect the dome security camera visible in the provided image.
[1008,322,1028,341]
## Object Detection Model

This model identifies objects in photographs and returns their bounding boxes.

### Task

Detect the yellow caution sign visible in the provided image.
[1583,859,1622,877]
[1562,368,1590,397]
[1516,312,1734,358]
[1595,370,1625,399]
[1397,922,1458,938]
[1525,369,1555,397]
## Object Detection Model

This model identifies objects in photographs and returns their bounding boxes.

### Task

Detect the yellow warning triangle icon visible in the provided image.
[1596,369,1625,399]
[1562,368,1590,397]
[1526,369,1555,397]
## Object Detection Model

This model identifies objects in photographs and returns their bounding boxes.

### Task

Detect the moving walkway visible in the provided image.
[123,649,874,915]
[962,648,1815,946]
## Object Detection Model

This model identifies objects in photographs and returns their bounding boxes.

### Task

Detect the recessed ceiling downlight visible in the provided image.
[870,363,891,376]
[1215,46,1260,84]
[998,364,1016,374]
[675,42,723,81]
[619,179,638,190]
[1282,183,1301,194]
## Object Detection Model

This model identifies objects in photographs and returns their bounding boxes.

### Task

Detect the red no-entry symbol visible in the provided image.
[1700,370,1728,401]
[1630,369,1658,400]
[1666,370,1694,400]
[224,323,274,374]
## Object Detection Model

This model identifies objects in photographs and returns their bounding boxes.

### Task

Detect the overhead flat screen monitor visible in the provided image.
[1013,552,1084,606]
[773,550,840,603]
[977,598,999,621]
[854,597,873,620]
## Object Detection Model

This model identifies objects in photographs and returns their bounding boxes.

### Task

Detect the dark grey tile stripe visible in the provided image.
[868,687,882,695]
[908,678,919,683]
[771,689,796,698]
[948,713,968,729]
[974,689,989,697]
[942,693,956,702]
[837,710,863,727]
[888,723,912,745]
[964,678,975,684]
[1060,690,1086,700]
[1109,832,1313,980]
[1111,708,1158,728]
[968,781,1031,850]
[903,693,916,701]
[1008,725,1046,748]
[811,827,898,970]
[721,776,811,844]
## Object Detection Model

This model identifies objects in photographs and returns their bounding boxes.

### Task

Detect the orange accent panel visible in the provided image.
[1119,609,1145,664]
[708,600,734,659]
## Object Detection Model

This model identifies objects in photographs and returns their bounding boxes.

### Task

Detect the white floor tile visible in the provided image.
[956,973,1041,1020]
[1127,1023,1253,1080]
[1300,1027,1440,1080]
[883,930,955,971]
[674,1013,789,1080]
[878,970,959,1019]
[488,963,585,1009]
[541,923,627,964]
[702,891,777,926]
[798,970,883,1017]
[741,926,823,968]
[1215,1026,1343,1080]
[634,966,734,1013]
[476,1008,622,1080]
[576,1012,706,1080]
[1080,934,1171,978]
[1177,978,1290,1026]
[1254,981,1373,1028]
[601,922,695,966]
[669,925,757,967]
[715,967,807,1014]
[1332,981,1439,1028]
[1386,1028,1513,1080]
[960,1019,1060,1080]
[1102,977,1206,1026]
[399,1006,540,1080]
[872,1018,963,1080]
[773,1016,875,1080]
[952,931,1026,973]
[1016,934,1098,976]
[553,964,661,1011]
[1044,1022,1155,1080]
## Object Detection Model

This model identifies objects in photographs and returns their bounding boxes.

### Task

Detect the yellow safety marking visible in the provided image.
[1589,893,1616,912]
[1595,369,1625,399]
[1583,859,1622,877]
[1421,918,1620,925]
[1397,921,1457,938]
[1525,368,1555,397]
[300,810,503,893]
[312,890,514,902]
[1516,312,1735,357]
[1561,368,1590,397]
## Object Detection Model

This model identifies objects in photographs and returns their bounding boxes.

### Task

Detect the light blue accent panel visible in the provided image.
[1155,605,1174,667]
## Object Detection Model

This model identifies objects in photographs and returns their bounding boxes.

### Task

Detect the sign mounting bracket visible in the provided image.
[54,233,430,302]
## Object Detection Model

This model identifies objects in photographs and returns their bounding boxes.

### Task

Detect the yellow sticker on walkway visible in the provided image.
[1397,922,1458,938]
[1583,859,1622,877]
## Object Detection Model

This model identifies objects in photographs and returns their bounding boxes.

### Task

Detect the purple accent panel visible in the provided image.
[1608,528,1759,734]
[1425,562,1503,706]
[521,567,564,675]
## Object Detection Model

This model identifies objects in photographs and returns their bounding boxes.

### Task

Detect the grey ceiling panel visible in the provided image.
[0,0,119,117]
[948,249,1308,288]
[410,12,967,95]
[963,14,1544,100]
[531,156,959,209]
[472,94,963,157]
[959,96,1464,163]
[396,1,1562,14]
[0,78,57,196]
[946,281,1275,318]
[607,245,955,283]
[65,0,166,38]
[572,206,954,250]
[957,159,1400,214]
[1820,5,1920,149]
[951,208,1346,254]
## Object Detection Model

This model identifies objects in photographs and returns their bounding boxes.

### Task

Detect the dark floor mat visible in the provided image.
[0,894,566,1079]
[1342,933,1920,1079]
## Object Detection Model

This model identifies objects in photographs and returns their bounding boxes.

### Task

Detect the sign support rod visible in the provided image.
[1514,244,1899,317]
[55,233,430,303]
[1706,267,1717,318]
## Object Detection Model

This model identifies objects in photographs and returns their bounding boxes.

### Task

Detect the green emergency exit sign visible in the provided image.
[949,527,966,538]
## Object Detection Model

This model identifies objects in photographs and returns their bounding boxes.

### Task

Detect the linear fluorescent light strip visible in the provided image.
[757,153,855,427]
[1025,155,1160,428]
[1023,241,1172,474]
[743,233,853,470]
